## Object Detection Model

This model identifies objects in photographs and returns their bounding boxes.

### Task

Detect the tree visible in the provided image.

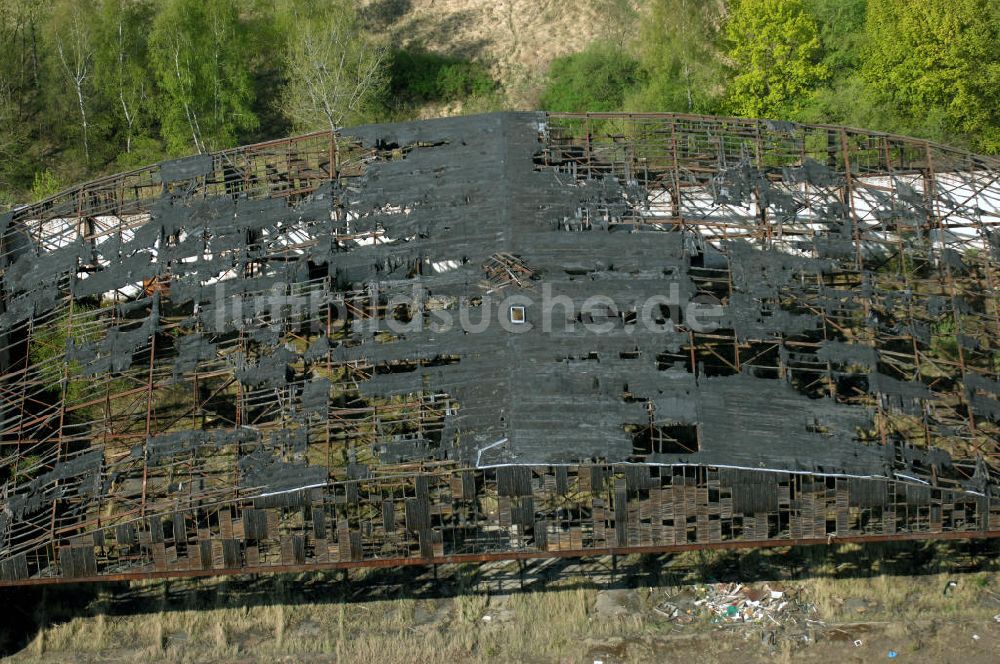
[149,0,257,154]
[627,0,727,114]
[95,0,155,158]
[863,0,1000,153]
[0,1,39,196]
[45,0,99,165]
[539,42,642,113]
[279,0,388,133]
[724,0,829,119]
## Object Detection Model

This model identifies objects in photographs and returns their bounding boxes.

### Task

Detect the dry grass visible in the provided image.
[360,0,642,107]
[8,575,999,664]
[8,545,1000,663]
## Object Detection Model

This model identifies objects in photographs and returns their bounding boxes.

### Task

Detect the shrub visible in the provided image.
[389,49,496,103]
[539,42,643,113]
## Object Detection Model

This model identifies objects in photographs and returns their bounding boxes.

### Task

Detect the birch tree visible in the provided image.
[149,0,257,154]
[280,0,388,133]
[46,0,98,164]
[96,0,153,157]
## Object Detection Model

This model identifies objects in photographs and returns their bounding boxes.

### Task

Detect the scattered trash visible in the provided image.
[655,583,813,627]
[888,651,898,659]
[994,613,1000,623]
[944,580,959,596]
[854,639,864,647]
[972,634,980,641]
[481,615,492,622]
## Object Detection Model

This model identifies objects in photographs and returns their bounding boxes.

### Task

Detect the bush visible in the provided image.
[539,43,643,113]
[389,49,496,103]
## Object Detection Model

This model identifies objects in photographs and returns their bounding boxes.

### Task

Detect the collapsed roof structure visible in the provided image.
[1,112,999,585]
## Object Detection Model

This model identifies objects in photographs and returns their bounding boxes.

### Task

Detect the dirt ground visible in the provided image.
[3,541,1000,663]
[360,0,641,107]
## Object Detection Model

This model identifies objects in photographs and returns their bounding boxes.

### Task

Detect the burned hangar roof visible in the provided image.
[1,112,1000,583]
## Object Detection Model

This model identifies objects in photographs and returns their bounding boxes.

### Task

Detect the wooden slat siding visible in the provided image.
[337,522,351,562]
[836,482,850,533]
[709,515,722,543]
[152,542,167,572]
[802,484,815,540]
[219,509,234,540]
[499,497,512,529]
[696,512,710,543]
[171,513,186,546]
[931,503,943,533]
[382,500,395,534]
[292,536,306,564]
[627,495,641,546]
[60,547,77,579]
[245,543,259,567]
[719,493,733,519]
[593,502,606,546]
[817,482,829,536]
[650,488,663,543]
[448,475,462,499]
[222,540,240,569]
[233,512,246,540]
[349,531,363,561]
[614,485,628,547]
[317,538,331,562]
[534,521,548,550]
[312,507,327,540]
[12,554,28,581]
[148,516,163,545]
[461,471,476,501]
[672,484,684,533]
[556,467,569,495]
[200,540,213,570]
[280,536,294,565]
[266,510,280,541]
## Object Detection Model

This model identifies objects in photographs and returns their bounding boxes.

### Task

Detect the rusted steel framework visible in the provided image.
[1,112,999,586]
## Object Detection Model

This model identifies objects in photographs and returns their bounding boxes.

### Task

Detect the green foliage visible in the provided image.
[279,0,388,132]
[28,305,100,398]
[30,169,62,201]
[390,49,496,105]
[149,0,258,153]
[626,0,726,114]
[94,0,155,158]
[862,0,1000,153]
[724,0,829,118]
[804,0,868,75]
[539,42,641,113]
[2,0,1000,203]
[43,0,101,166]
[931,317,960,362]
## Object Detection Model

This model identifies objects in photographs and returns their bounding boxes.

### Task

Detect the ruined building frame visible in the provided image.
[1,112,999,586]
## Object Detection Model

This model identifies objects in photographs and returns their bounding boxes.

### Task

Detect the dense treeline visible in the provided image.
[1,0,997,204]
[0,0,496,203]
[543,0,1000,155]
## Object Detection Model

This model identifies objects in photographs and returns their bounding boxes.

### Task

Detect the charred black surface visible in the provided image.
[1,113,999,584]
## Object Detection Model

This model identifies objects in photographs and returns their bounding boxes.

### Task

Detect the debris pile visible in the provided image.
[656,583,816,627]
